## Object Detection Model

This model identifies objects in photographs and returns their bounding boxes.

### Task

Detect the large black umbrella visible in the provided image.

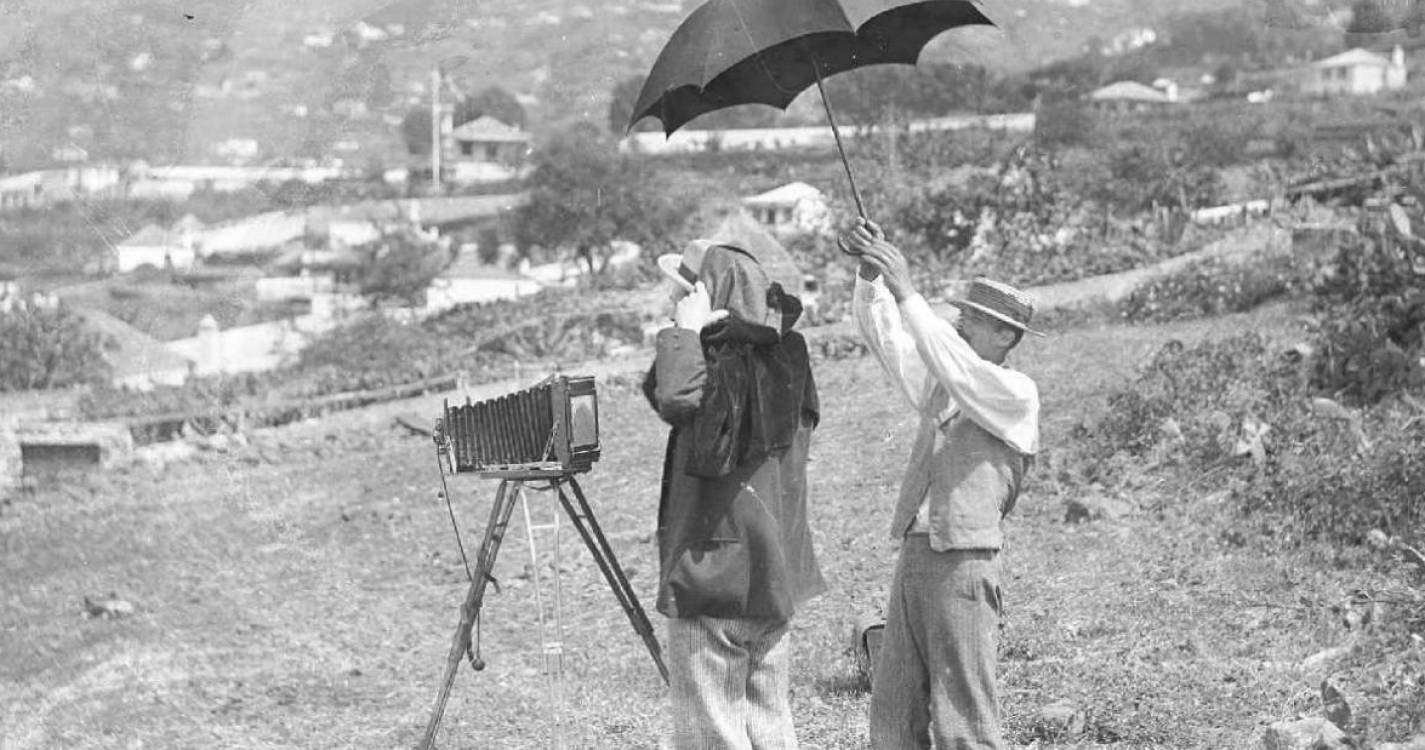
[628,0,996,217]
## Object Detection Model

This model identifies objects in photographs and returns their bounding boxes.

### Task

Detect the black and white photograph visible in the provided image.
[1,0,1423,747]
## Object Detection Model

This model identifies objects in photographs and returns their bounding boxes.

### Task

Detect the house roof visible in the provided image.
[303,194,529,227]
[742,181,824,207]
[172,213,205,232]
[73,307,193,380]
[271,246,364,271]
[450,116,530,144]
[1089,81,1172,104]
[1313,48,1392,69]
[0,171,44,191]
[440,254,532,281]
[118,224,180,248]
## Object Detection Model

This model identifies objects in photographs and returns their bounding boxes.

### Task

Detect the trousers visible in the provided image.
[869,536,1004,750]
[666,615,797,750]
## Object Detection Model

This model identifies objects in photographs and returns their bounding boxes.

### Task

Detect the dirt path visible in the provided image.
[1023,223,1289,310]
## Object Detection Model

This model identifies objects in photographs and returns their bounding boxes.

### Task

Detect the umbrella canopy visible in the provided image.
[629,0,994,136]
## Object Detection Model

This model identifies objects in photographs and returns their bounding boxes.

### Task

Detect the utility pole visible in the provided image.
[431,66,441,191]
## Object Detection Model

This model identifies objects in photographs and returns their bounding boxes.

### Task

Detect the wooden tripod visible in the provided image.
[417,471,668,749]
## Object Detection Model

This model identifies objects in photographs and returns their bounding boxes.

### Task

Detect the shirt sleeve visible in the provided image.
[650,327,706,426]
[899,293,1040,455]
[853,272,930,412]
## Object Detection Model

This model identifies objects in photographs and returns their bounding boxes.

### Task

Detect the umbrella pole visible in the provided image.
[812,64,867,220]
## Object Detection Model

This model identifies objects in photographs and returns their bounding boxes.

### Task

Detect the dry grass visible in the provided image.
[2,301,1416,749]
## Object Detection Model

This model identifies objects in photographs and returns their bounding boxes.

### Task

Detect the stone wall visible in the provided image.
[13,422,134,470]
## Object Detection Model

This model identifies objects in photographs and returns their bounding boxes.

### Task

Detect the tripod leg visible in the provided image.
[556,477,670,684]
[418,479,520,750]
[518,487,569,750]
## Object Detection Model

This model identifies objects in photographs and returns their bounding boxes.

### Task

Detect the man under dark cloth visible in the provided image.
[643,236,825,750]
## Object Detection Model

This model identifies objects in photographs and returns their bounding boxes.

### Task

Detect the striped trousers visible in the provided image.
[665,615,798,750]
[869,537,1004,750]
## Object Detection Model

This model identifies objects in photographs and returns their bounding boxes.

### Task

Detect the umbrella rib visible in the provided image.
[723,0,803,98]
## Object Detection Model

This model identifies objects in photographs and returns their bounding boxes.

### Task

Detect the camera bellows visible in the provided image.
[438,375,601,477]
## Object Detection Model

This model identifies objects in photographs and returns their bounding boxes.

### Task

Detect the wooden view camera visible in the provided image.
[438,375,601,477]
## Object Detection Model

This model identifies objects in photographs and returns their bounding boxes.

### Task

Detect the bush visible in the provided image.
[79,374,266,420]
[1240,412,1425,546]
[1307,224,1425,405]
[1071,324,1424,549]
[1034,99,1096,151]
[0,304,113,391]
[1120,253,1306,324]
[1067,334,1296,478]
[292,314,452,393]
[960,203,1169,287]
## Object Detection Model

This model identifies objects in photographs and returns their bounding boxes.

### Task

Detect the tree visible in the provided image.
[1406,0,1425,36]
[1022,56,1104,102]
[266,179,333,209]
[355,229,449,306]
[1103,50,1161,87]
[400,107,433,156]
[1034,99,1095,151]
[514,125,697,274]
[1212,62,1239,91]
[607,75,651,135]
[1347,0,1395,34]
[824,67,910,125]
[1161,8,1261,66]
[454,85,526,129]
[693,104,780,130]
[0,303,113,391]
[366,62,394,109]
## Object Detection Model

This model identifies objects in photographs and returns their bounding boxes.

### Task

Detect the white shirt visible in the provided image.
[853,273,1040,453]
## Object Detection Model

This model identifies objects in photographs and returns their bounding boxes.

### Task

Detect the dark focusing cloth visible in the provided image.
[642,243,824,620]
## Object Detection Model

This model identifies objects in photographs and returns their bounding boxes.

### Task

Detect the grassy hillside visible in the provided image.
[3,299,1421,748]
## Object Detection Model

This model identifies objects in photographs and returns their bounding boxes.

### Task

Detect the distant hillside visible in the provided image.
[0,0,1351,171]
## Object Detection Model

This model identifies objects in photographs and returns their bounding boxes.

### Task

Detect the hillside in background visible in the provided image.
[0,0,1354,170]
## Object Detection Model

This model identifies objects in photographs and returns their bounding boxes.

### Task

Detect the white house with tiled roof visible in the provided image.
[115,224,195,273]
[1089,80,1177,111]
[450,116,529,164]
[73,308,194,389]
[742,182,830,235]
[1305,47,1408,96]
[424,254,541,313]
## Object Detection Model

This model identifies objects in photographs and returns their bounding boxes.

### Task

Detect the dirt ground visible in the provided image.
[2,300,1418,749]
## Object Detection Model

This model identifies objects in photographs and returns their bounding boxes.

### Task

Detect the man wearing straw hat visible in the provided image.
[643,224,825,749]
[841,218,1042,750]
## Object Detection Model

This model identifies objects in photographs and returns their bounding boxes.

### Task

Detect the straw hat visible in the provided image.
[951,277,1044,337]
[656,239,714,293]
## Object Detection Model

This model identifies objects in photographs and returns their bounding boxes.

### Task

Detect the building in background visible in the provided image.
[0,164,123,211]
[742,182,830,236]
[1088,80,1179,111]
[114,224,196,273]
[447,116,529,183]
[425,252,542,313]
[73,308,194,390]
[1304,46,1409,96]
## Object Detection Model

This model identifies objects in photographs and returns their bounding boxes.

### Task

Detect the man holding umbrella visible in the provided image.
[841,218,1041,750]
